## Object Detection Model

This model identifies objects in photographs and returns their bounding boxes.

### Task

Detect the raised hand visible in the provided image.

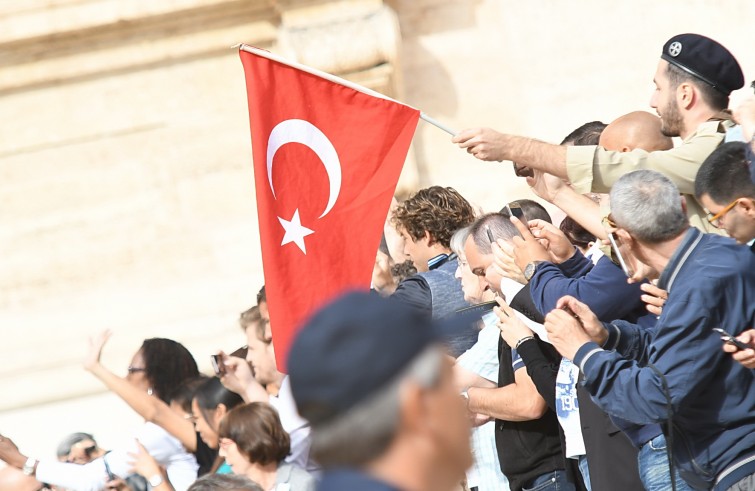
[84,329,113,372]
[527,219,576,264]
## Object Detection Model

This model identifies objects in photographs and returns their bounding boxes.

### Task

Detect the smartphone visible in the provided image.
[513,163,534,178]
[505,203,525,220]
[103,453,116,481]
[210,354,226,376]
[712,328,749,351]
[607,232,634,278]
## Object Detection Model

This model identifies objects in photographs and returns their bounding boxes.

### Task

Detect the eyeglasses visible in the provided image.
[601,213,618,230]
[705,199,739,228]
[127,366,146,373]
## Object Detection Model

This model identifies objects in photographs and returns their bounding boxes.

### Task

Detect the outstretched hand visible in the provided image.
[452,128,508,162]
[84,330,113,372]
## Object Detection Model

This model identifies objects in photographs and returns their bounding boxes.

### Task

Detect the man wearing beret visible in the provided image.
[287,291,473,491]
[454,33,744,235]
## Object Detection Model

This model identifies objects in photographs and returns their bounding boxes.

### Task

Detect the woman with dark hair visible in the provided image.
[218,403,314,491]
[0,331,200,491]
[191,377,245,474]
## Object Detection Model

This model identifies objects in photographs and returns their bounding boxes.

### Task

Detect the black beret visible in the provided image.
[287,291,443,426]
[661,33,744,95]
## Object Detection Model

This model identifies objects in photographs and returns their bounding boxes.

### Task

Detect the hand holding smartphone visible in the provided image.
[211,354,226,376]
[713,328,749,351]
[607,232,634,278]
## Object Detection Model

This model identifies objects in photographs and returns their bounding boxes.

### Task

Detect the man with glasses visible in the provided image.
[544,169,755,490]
[695,141,755,250]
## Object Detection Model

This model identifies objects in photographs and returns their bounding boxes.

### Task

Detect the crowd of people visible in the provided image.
[0,32,754,491]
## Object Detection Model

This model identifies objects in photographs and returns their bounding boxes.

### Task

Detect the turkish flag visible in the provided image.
[239,47,420,369]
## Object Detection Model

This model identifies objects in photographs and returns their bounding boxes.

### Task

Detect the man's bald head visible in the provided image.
[599,111,674,153]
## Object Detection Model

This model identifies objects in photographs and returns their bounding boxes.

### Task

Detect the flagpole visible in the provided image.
[237,44,457,136]
[419,113,457,136]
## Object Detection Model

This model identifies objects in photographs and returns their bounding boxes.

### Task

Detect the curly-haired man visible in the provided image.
[391,186,476,356]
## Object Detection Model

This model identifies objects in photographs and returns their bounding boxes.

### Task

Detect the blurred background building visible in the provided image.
[1,0,753,458]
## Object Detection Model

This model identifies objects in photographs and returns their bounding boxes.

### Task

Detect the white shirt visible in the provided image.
[36,422,198,491]
[269,376,318,473]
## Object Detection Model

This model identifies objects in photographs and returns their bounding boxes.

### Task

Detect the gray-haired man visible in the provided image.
[287,291,473,491]
[544,170,755,490]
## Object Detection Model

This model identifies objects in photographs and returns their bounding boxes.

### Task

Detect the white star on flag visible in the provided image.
[278,209,314,254]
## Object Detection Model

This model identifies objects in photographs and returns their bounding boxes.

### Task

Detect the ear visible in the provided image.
[621,146,631,153]
[215,403,228,421]
[399,381,426,435]
[616,228,634,246]
[423,230,436,247]
[677,82,695,110]
[679,195,688,215]
[738,198,755,216]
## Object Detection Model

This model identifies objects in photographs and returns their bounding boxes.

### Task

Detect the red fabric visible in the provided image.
[239,49,420,370]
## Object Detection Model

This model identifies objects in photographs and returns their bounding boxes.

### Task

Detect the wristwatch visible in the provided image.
[22,457,38,476]
[524,261,544,282]
[149,474,164,487]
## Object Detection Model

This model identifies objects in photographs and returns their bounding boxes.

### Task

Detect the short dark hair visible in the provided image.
[468,213,522,255]
[140,338,199,403]
[393,186,475,248]
[188,474,263,491]
[503,199,553,224]
[559,216,596,250]
[695,142,755,203]
[170,376,210,414]
[218,403,291,466]
[560,121,607,146]
[667,62,729,111]
[194,377,244,429]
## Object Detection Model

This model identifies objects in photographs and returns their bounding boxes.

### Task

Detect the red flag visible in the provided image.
[239,47,420,369]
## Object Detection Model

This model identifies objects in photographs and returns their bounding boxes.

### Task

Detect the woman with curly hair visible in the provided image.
[0,331,201,491]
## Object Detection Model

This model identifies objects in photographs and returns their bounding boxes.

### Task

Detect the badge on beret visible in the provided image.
[668,41,682,57]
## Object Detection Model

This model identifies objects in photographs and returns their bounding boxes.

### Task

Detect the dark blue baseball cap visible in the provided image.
[661,33,744,95]
[287,291,446,426]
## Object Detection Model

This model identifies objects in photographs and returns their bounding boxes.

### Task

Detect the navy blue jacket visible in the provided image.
[573,229,755,489]
[530,248,649,325]
[318,469,401,491]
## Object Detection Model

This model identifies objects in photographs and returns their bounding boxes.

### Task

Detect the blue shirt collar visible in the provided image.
[657,227,704,292]
[427,252,456,270]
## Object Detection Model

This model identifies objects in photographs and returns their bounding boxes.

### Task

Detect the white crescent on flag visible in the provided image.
[266,119,343,254]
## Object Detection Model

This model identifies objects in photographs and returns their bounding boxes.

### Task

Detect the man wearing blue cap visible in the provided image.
[287,291,473,491]
[454,33,745,235]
